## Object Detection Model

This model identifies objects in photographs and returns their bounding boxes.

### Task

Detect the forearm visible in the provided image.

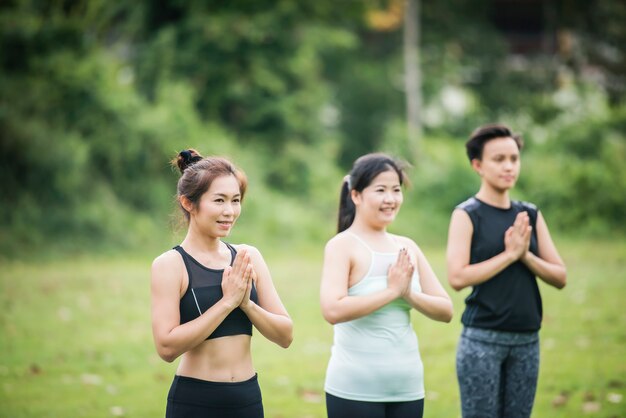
[322,288,399,325]
[449,251,516,291]
[405,292,453,322]
[241,302,293,348]
[157,300,234,362]
[522,252,567,289]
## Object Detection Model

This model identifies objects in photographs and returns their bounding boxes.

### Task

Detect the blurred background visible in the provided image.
[1,1,625,417]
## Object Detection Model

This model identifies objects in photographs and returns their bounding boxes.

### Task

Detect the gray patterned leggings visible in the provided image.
[456,327,540,418]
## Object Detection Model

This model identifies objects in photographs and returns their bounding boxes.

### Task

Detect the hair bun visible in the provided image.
[176,149,203,173]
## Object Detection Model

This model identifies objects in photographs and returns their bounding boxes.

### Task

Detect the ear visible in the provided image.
[179,195,195,214]
[471,158,482,176]
[350,189,361,206]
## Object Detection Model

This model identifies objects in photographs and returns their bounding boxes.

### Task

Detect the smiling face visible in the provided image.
[352,169,403,228]
[187,174,242,238]
[472,136,521,192]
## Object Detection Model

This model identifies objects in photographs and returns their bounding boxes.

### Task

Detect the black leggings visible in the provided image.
[326,392,424,418]
[166,374,263,418]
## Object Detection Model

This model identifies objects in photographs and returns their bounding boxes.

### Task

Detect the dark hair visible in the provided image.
[337,153,408,233]
[171,149,248,223]
[465,123,524,161]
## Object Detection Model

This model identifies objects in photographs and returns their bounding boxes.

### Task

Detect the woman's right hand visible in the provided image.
[504,211,532,260]
[221,248,253,310]
[387,248,414,298]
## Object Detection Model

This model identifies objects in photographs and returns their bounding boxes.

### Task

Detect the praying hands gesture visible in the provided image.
[221,248,254,310]
[505,211,532,261]
[387,248,415,298]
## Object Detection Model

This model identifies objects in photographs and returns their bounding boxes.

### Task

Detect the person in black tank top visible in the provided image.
[446,124,567,418]
[151,149,293,418]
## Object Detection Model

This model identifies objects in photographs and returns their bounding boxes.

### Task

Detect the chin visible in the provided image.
[214,229,232,238]
[378,217,396,227]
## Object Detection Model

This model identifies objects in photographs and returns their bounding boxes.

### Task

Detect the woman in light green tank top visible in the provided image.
[320,153,454,418]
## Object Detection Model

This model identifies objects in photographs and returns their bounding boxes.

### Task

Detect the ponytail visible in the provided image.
[337,178,355,233]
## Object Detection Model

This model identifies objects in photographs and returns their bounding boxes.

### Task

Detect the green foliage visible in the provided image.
[521,97,626,235]
[1,1,625,258]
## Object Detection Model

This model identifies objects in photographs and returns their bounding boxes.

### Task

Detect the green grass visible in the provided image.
[1,238,625,417]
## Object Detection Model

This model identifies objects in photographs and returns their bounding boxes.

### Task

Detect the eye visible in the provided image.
[214,198,225,203]
[233,198,241,204]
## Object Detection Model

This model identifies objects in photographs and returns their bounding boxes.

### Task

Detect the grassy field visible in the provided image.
[1,238,625,417]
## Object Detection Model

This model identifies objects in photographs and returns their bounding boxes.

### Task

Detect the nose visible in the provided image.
[222,202,235,216]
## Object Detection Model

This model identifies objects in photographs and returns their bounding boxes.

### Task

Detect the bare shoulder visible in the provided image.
[151,249,184,278]
[326,231,354,247]
[231,243,263,259]
[324,232,355,254]
[391,234,421,254]
[451,208,472,224]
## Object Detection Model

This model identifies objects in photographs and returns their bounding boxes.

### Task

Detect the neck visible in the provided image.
[350,217,388,237]
[181,227,222,253]
[476,184,511,208]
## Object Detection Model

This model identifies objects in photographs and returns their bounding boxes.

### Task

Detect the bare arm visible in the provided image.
[320,235,406,325]
[447,209,531,291]
[521,211,567,289]
[239,245,293,348]
[150,250,251,362]
[398,237,453,322]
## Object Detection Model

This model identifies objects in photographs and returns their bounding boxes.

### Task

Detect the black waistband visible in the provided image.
[168,373,262,408]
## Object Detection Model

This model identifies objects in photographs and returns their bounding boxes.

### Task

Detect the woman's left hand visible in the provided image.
[239,266,257,310]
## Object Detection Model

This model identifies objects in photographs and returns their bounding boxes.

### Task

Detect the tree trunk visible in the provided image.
[404,0,421,163]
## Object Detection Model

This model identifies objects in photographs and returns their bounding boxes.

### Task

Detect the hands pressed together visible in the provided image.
[221,248,256,311]
[387,248,415,299]
[505,211,532,262]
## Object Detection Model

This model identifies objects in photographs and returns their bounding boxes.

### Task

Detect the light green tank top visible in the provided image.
[324,232,425,402]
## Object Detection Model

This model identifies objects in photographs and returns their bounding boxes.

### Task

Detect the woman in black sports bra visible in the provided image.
[151,149,293,418]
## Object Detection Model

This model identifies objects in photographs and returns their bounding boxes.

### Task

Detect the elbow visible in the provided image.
[156,345,178,363]
[439,301,454,323]
[158,351,177,363]
[324,313,343,325]
[556,273,567,290]
[321,307,343,325]
[278,323,294,349]
[322,312,339,325]
[551,266,567,290]
[279,333,294,349]
[321,303,339,325]
[448,276,465,292]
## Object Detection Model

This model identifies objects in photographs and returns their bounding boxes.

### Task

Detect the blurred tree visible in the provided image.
[1,0,624,256]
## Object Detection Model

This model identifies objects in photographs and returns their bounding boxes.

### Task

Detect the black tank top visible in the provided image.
[458,197,542,332]
[174,243,258,339]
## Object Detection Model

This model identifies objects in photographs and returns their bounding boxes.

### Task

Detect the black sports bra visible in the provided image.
[174,243,258,339]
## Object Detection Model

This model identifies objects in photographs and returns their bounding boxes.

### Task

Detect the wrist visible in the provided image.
[504,249,519,263]
[388,287,402,299]
[240,299,256,313]
[220,297,239,312]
